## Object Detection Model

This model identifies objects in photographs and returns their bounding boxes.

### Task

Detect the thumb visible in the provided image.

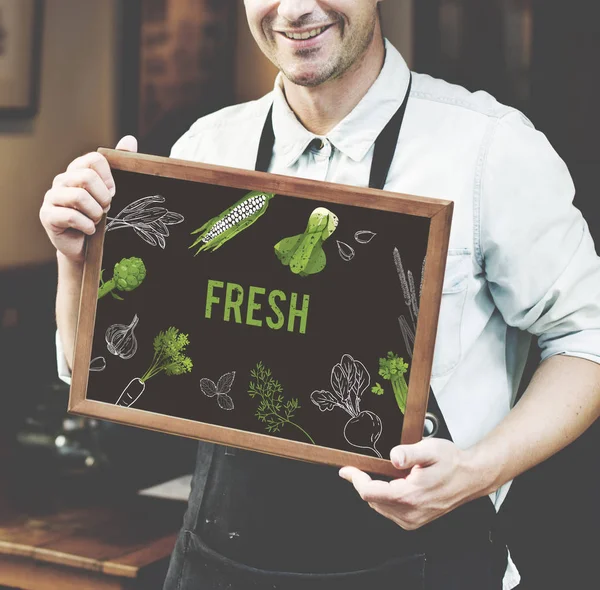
[390,441,439,470]
[115,135,138,153]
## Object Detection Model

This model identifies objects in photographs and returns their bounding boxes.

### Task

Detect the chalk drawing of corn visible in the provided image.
[190,190,275,254]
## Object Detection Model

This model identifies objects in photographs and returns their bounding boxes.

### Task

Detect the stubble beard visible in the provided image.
[269,15,377,88]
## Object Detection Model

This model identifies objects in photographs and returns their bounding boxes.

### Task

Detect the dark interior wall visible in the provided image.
[530,0,600,242]
[509,4,599,589]
[118,0,238,157]
[414,2,599,589]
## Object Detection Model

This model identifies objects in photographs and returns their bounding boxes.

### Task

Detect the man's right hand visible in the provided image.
[39,136,138,263]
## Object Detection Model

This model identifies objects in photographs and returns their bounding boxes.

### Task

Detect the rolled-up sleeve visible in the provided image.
[56,330,72,386]
[479,110,600,364]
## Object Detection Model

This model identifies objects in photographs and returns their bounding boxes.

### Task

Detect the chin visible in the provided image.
[285,73,325,87]
[282,62,336,88]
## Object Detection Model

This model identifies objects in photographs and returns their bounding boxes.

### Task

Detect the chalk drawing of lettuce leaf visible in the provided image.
[216,371,236,394]
[311,390,339,412]
[330,363,349,401]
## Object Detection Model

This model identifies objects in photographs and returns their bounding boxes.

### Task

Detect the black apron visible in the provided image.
[188,75,508,582]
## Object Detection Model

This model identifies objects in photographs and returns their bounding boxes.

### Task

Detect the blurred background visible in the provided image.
[0,1,597,588]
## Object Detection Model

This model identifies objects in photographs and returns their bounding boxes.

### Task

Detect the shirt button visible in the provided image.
[311,138,325,151]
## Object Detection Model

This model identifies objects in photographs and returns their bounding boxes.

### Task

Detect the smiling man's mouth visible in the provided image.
[279,25,333,40]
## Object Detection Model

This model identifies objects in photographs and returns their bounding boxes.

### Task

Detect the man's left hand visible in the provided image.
[339,439,486,530]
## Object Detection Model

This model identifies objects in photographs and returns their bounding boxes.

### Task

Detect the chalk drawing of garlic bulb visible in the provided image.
[105,314,139,360]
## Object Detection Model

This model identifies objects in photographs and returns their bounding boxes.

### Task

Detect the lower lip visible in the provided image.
[277,25,334,49]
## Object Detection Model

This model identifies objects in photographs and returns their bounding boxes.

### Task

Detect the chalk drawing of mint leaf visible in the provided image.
[216,371,235,393]
[200,372,236,411]
[217,394,234,411]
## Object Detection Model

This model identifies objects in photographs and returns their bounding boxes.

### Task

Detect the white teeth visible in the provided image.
[285,27,325,40]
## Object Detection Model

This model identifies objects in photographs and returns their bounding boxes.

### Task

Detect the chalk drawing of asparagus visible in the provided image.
[200,371,236,411]
[106,195,184,249]
[190,190,275,254]
[116,327,192,407]
[274,207,338,276]
[311,354,383,458]
[248,362,315,444]
[393,248,425,358]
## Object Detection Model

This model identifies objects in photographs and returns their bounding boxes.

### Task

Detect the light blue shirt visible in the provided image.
[58,40,600,590]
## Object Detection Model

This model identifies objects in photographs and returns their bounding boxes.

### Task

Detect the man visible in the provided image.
[41,1,600,589]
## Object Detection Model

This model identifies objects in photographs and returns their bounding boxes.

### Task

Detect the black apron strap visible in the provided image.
[255,104,275,175]
[256,75,413,192]
[369,75,412,190]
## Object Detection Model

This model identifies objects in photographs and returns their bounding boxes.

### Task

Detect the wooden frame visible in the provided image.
[69,150,453,477]
[0,0,43,117]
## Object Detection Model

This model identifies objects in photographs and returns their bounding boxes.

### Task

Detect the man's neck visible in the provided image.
[281,35,386,136]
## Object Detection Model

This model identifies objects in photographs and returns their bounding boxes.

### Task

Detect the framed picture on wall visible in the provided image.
[0,0,43,116]
[69,150,453,477]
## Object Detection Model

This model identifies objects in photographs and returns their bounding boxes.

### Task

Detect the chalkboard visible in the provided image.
[69,150,453,477]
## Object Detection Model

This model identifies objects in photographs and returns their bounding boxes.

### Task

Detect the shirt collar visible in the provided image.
[271,40,411,168]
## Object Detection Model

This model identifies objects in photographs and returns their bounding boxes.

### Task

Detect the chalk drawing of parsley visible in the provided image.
[248,362,315,444]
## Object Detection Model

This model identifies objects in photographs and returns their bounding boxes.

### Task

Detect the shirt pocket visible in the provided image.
[430,249,471,378]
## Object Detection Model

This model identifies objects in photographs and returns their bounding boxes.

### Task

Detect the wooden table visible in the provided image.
[0,492,184,589]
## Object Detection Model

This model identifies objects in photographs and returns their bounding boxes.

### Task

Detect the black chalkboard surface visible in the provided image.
[69,150,453,476]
